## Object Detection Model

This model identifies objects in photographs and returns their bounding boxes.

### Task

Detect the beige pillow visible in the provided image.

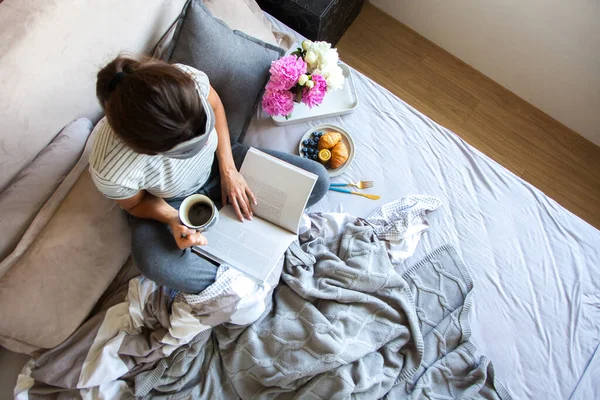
[0,168,130,351]
[0,122,131,352]
[204,0,279,45]
[208,0,295,49]
[152,0,294,59]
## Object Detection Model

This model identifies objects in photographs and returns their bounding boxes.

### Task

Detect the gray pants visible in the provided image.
[129,143,329,293]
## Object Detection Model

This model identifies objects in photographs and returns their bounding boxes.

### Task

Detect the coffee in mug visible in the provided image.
[188,203,213,226]
[179,194,219,232]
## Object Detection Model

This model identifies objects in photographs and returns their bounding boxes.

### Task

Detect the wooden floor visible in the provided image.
[337,3,600,229]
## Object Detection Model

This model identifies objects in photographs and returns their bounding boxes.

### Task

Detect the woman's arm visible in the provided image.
[117,191,207,249]
[207,85,256,221]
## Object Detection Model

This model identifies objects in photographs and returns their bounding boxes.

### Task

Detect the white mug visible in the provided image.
[178,194,219,233]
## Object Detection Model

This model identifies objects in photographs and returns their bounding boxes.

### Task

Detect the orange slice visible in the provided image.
[318,149,331,164]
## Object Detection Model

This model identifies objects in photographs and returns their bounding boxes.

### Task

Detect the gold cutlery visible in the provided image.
[330,180,374,189]
[329,187,381,200]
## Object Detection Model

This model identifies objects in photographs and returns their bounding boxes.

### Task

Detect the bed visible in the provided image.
[4,2,599,398]
[240,16,600,399]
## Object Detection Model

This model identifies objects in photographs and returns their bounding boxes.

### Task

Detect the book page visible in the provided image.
[241,148,318,234]
[195,205,297,283]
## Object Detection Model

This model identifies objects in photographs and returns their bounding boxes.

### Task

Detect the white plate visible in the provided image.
[271,63,359,126]
[298,124,355,177]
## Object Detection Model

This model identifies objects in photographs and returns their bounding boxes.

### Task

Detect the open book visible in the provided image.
[192,148,318,283]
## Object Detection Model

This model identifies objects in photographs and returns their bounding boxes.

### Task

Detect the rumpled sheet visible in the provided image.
[15,197,509,399]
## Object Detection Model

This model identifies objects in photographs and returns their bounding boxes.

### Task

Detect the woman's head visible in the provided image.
[96,54,207,155]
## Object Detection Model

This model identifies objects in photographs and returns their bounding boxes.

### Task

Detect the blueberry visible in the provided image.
[302,147,308,153]
[311,154,318,160]
[310,148,317,154]
[303,139,310,146]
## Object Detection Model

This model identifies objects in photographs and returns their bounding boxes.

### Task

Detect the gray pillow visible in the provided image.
[0,118,92,260]
[169,0,284,143]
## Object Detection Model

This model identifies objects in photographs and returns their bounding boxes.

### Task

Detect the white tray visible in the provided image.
[271,63,359,126]
[298,124,355,177]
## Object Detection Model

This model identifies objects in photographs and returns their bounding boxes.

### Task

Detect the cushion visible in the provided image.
[203,0,280,46]
[0,0,188,192]
[0,169,130,351]
[0,118,92,261]
[170,0,285,143]
[0,120,131,352]
[152,0,295,60]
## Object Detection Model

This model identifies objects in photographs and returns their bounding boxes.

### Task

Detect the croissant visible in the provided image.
[317,131,342,150]
[329,141,349,169]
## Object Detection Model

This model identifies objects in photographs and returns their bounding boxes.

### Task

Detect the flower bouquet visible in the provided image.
[262,40,345,118]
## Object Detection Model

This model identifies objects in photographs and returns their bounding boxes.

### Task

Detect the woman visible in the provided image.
[90,55,329,294]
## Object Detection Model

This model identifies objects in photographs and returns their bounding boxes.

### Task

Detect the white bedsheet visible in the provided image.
[245,17,600,399]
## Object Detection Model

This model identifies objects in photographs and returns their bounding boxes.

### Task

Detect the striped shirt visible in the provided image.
[89,64,218,200]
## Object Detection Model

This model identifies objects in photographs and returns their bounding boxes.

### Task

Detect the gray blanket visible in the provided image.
[128,223,509,399]
[16,216,510,399]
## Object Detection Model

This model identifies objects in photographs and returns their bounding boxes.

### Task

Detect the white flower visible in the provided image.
[309,41,332,54]
[298,74,309,86]
[304,41,339,74]
[302,40,313,51]
[304,51,317,65]
[323,48,339,69]
[313,64,345,91]
[305,80,315,89]
[324,65,345,90]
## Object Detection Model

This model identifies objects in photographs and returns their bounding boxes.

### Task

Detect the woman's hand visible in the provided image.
[168,216,208,249]
[220,167,257,221]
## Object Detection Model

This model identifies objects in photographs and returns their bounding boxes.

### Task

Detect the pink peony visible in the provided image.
[262,89,295,116]
[301,74,327,108]
[266,55,307,91]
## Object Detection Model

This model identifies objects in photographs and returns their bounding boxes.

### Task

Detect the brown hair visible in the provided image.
[96,54,207,154]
